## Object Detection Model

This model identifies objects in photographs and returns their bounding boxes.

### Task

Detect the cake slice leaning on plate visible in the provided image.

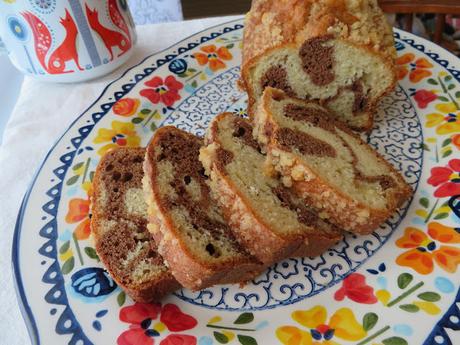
[91,147,180,302]
[253,87,413,234]
[143,126,264,290]
[199,112,343,265]
[241,0,397,131]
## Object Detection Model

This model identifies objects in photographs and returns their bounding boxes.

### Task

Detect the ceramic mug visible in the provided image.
[0,0,136,82]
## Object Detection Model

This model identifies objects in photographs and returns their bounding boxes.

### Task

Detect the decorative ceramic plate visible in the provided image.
[13,18,460,345]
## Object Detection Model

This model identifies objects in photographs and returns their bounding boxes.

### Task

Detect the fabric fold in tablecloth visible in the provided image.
[0,15,241,345]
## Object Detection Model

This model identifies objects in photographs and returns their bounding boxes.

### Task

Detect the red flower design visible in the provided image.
[140,75,183,107]
[118,303,162,345]
[160,335,197,345]
[160,304,197,332]
[427,159,460,197]
[117,303,197,345]
[413,89,437,109]
[334,273,377,304]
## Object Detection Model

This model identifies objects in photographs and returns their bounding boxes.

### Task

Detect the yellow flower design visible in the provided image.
[93,121,140,155]
[426,103,460,134]
[276,306,366,345]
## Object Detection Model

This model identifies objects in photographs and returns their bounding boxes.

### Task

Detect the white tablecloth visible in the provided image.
[0,15,240,345]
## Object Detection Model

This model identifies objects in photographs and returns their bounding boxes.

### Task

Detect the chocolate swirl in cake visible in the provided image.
[155,130,243,255]
[299,36,335,86]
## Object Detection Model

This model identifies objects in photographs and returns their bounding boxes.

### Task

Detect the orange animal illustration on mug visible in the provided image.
[22,9,82,74]
[85,2,131,61]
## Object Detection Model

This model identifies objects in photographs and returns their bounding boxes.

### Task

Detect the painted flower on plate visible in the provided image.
[140,75,183,107]
[396,222,460,274]
[118,303,197,345]
[93,121,141,155]
[413,89,437,109]
[65,198,91,240]
[113,98,140,117]
[334,273,377,304]
[192,44,232,71]
[427,159,460,197]
[396,53,433,82]
[426,102,460,134]
[276,306,366,345]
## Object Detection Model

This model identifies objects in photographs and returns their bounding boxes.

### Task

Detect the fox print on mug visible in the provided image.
[0,0,136,82]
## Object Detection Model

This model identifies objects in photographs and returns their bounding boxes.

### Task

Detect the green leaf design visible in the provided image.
[382,336,408,345]
[178,73,187,78]
[448,83,456,90]
[66,175,79,186]
[438,96,449,102]
[188,68,197,73]
[238,335,258,345]
[362,312,378,331]
[61,257,75,275]
[89,171,95,182]
[84,247,99,260]
[445,75,453,81]
[191,80,198,88]
[455,91,460,98]
[422,143,430,151]
[427,78,438,85]
[442,150,453,158]
[72,162,84,171]
[419,197,429,209]
[226,43,234,49]
[234,312,254,324]
[434,213,449,220]
[397,273,413,289]
[117,291,126,307]
[59,240,70,254]
[418,291,441,302]
[140,108,152,115]
[132,117,143,124]
[442,138,452,147]
[150,121,157,132]
[214,331,229,344]
[399,304,419,312]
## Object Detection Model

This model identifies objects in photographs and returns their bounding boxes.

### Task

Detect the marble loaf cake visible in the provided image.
[241,0,397,131]
[253,87,412,234]
[143,126,264,290]
[200,112,343,265]
[91,147,180,302]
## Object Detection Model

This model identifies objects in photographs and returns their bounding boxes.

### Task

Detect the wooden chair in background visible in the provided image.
[378,0,460,45]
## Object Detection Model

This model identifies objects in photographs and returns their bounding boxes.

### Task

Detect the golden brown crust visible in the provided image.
[144,126,263,290]
[243,0,395,66]
[254,88,412,234]
[241,0,398,131]
[202,113,343,263]
[292,232,342,258]
[91,147,180,303]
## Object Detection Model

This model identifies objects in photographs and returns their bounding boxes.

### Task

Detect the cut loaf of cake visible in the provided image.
[241,0,397,131]
[253,87,412,234]
[143,126,264,290]
[91,147,180,302]
[199,112,343,264]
